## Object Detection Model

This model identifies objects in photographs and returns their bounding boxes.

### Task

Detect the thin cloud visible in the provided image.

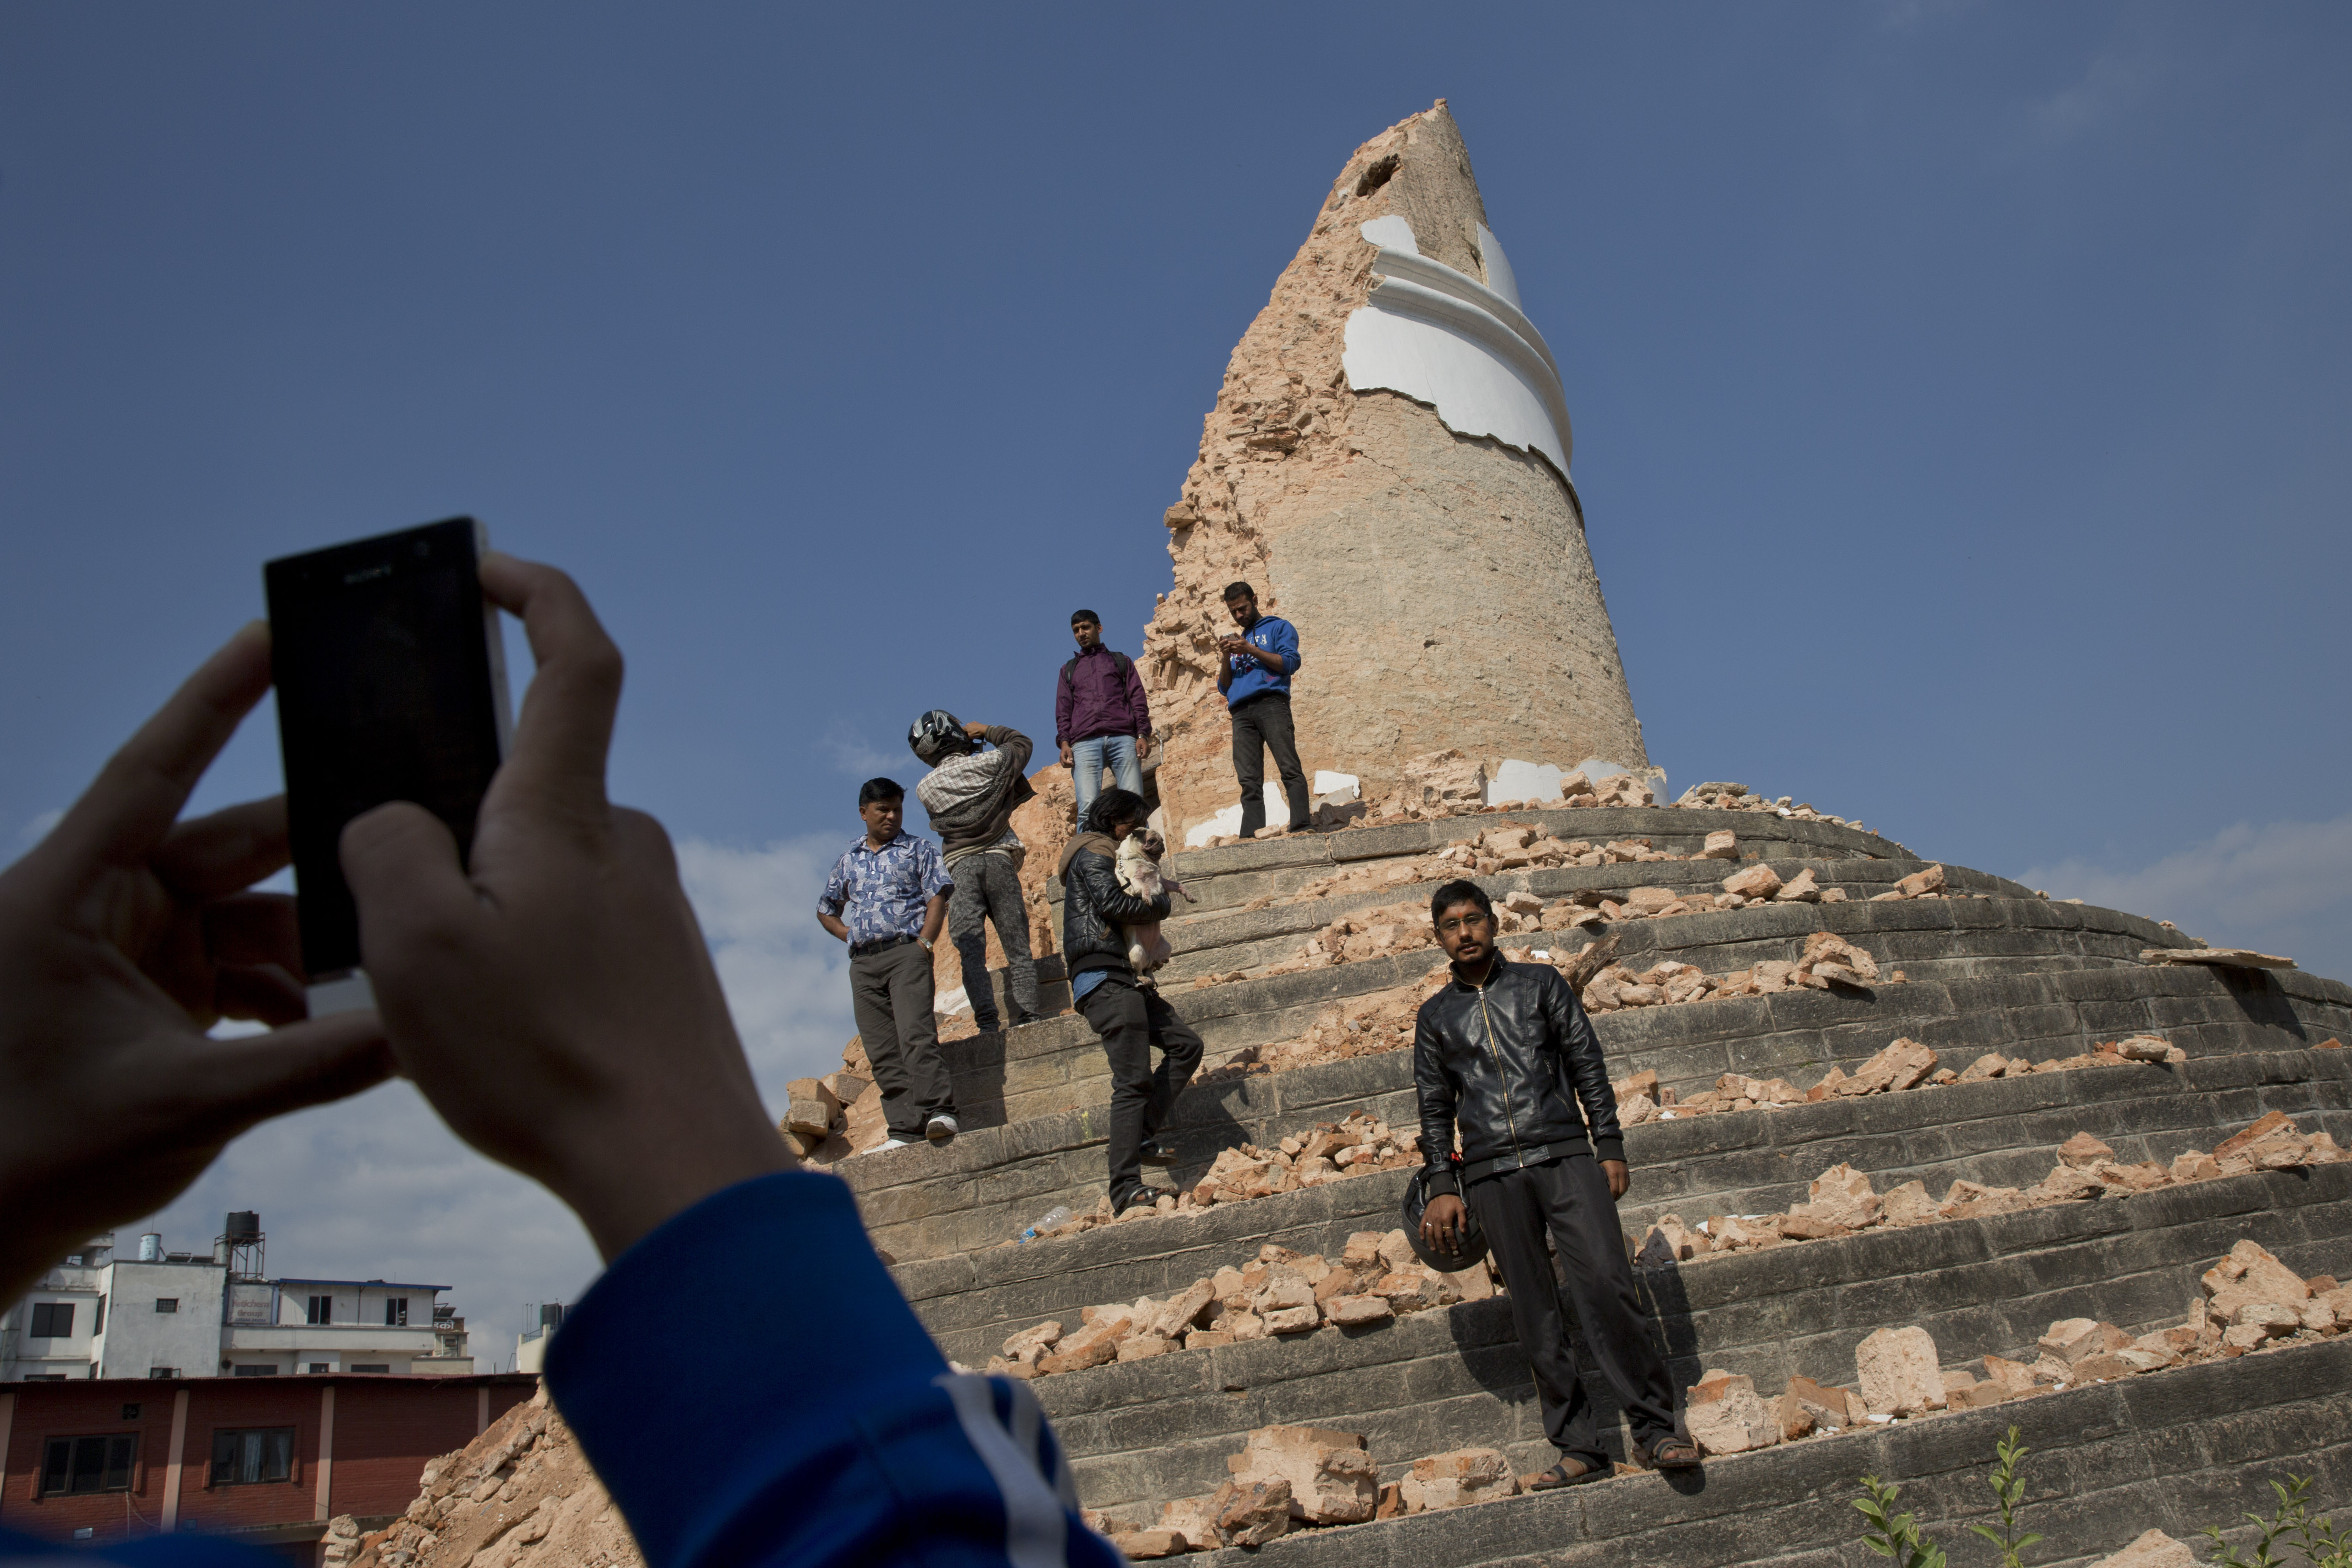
[2022,811,2352,978]
[676,833,859,1091]
[1876,0,1981,34]
[132,1083,600,1379]
[818,722,899,779]
[2027,47,2163,144]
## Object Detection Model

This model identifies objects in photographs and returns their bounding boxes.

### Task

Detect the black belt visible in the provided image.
[1460,1143,1573,1184]
[849,933,919,958]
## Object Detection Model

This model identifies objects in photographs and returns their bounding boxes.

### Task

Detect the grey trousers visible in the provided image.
[848,939,955,1139]
[1231,692,1310,837]
[947,852,1039,1032]
[1466,1154,1679,1467]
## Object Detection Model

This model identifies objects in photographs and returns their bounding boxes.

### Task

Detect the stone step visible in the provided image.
[853,917,2352,1265]
[1148,855,2028,984]
[855,961,2352,1265]
[957,952,1070,1026]
[1147,807,1914,916]
[899,1049,2352,1369]
[1034,1165,2352,1524]
[1170,1338,2352,1567]
[929,891,2258,1137]
[911,805,2352,1554]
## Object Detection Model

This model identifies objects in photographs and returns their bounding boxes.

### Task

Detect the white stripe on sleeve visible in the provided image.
[935,1372,1071,1568]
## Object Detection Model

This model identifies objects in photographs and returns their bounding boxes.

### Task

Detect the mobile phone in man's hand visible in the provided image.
[265,518,513,1013]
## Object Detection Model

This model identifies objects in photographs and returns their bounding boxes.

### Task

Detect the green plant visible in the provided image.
[1854,1474,1947,1568]
[1853,1433,2352,1565]
[2206,1475,2352,1568]
[1968,1425,2043,1568]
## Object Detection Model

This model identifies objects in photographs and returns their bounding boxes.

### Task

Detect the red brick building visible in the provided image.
[0,1374,536,1559]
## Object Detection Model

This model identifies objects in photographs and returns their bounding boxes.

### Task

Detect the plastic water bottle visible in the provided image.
[1019,1205,1073,1244]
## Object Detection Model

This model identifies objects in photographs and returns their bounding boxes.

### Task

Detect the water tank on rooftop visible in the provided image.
[138,1234,163,1262]
[540,1304,565,1330]
[223,1212,260,1241]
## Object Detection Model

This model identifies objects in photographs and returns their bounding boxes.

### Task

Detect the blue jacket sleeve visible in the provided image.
[0,1529,289,1568]
[1268,618,1299,674]
[546,1172,1121,1568]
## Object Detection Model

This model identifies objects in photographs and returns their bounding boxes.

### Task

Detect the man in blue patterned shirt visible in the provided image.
[817,778,959,1148]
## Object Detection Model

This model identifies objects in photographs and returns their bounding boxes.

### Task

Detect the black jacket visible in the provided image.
[1056,832,1170,980]
[1413,956,1625,1197]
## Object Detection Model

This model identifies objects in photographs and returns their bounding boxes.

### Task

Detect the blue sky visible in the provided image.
[5,3,2347,1362]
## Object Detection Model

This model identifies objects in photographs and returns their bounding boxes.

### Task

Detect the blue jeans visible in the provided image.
[1071,734,1144,824]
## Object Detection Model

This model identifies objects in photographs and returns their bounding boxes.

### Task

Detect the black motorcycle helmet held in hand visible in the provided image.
[1402,1162,1489,1271]
[908,709,974,767]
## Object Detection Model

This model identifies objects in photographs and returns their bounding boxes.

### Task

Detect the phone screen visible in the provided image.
[265,517,510,982]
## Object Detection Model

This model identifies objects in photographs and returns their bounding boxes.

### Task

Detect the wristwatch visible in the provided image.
[918,937,934,953]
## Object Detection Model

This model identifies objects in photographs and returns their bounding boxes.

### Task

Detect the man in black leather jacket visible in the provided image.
[1414,880,1695,1484]
[1058,788,1203,1215]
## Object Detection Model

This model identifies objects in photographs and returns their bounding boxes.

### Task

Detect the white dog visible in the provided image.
[1114,830,1191,973]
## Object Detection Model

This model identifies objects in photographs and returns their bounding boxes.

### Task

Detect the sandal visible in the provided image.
[1524,1456,1610,1491]
[1638,1437,1703,1471]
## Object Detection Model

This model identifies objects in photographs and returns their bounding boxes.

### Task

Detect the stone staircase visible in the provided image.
[850,806,2352,1560]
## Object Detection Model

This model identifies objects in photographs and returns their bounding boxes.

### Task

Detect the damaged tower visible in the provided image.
[1143,100,1646,843]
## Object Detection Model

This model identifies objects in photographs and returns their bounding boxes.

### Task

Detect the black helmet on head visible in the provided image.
[908,709,970,766]
[1401,1163,1488,1271]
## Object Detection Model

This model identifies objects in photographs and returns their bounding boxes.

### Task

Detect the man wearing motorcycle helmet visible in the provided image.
[1412,879,1697,1485]
[911,710,1043,1034]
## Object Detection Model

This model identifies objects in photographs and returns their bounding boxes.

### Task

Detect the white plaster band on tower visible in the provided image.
[1341,216,1575,478]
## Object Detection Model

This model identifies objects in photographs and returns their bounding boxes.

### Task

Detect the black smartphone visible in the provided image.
[265,517,514,1010]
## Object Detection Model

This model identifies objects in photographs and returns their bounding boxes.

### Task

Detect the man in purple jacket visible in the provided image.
[1055,610,1152,824]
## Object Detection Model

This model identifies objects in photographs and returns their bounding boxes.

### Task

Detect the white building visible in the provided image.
[0,1217,473,1381]
[512,1303,566,1376]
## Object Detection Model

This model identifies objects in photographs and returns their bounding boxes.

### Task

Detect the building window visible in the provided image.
[308,1363,331,1374]
[28,1302,73,1338]
[306,1295,332,1326]
[385,1297,409,1327]
[350,1364,390,1375]
[155,1298,179,1313]
[230,1364,278,1377]
[92,1296,105,1334]
[148,1368,177,1380]
[42,1435,136,1497]
[210,1428,294,1486]
[120,1403,141,1421]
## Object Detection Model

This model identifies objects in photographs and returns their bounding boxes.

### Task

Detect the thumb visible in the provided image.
[182,1011,397,1131]
[341,802,478,967]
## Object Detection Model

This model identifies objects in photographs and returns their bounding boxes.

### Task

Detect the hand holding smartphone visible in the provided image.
[266,518,514,1012]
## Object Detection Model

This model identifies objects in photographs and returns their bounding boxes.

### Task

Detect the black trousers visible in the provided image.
[1465,1154,1679,1467]
[1230,692,1310,837]
[848,940,956,1139]
[1075,972,1204,1201]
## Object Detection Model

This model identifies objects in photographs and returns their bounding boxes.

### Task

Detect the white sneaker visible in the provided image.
[925,1113,960,1143]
